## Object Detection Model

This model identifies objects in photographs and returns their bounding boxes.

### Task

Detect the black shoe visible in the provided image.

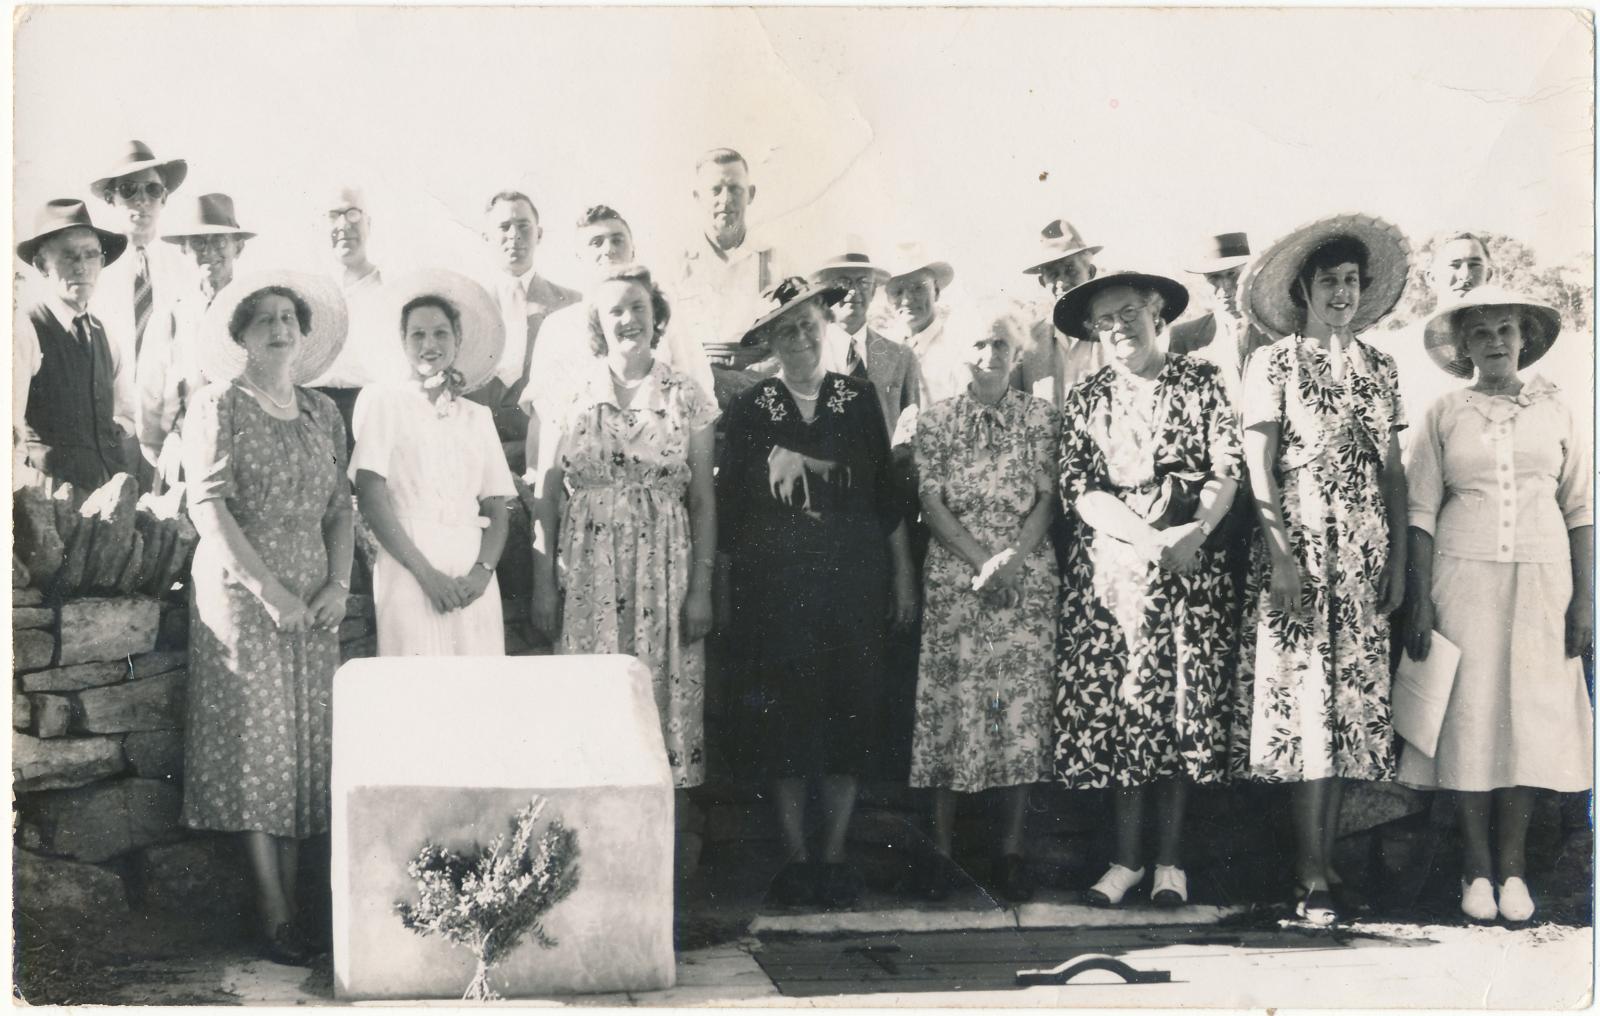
[914,853,956,902]
[767,862,815,907]
[263,921,312,966]
[818,863,863,909]
[1329,879,1371,916]
[994,854,1035,903]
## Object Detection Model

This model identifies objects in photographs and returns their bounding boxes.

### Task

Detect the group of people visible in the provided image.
[14,138,1592,965]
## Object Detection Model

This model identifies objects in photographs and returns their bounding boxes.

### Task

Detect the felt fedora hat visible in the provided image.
[1422,286,1562,379]
[1052,270,1189,342]
[16,199,128,266]
[90,139,188,197]
[385,268,505,393]
[1022,218,1103,275]
[199,270,348,385]
[159,193,257,243]
[741,276,847,347]
[811,251,891,284]
[1185,232,1253,276]
[1239,213,1411,339]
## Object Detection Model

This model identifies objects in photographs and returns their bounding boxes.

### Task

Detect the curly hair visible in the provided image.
[585,266,671,357]
[1446,304,1544,379]
[228,286,312,345]
[1289,235,1373,312]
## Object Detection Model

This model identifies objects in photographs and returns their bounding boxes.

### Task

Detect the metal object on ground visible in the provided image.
[1016,953,1172,986]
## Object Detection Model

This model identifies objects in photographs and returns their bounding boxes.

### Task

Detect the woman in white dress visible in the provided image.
[1400,287,1593,924]
[351,269,516,655]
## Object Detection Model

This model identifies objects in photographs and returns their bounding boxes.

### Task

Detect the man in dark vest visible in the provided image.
[14,199,132,491]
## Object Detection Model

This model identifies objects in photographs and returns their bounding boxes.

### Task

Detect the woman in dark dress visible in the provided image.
[718,277,918,909]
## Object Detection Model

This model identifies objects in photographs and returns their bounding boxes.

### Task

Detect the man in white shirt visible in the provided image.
[306,185,401,442]
[1168,232,1272,407]
[884,253,960,405]
[810,251,923,448]
[672,148,784,408]
[1011,217,1106,409]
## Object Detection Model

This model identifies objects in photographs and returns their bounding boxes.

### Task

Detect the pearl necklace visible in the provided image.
[240,377,296,411]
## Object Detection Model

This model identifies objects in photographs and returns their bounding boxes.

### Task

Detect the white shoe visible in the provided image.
[1460,878,1498,922]
[1498,877,1536,923]
[1152,865,1188,907]
[1085,864,1145,907]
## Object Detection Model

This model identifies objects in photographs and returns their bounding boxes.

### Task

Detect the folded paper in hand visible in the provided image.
[1392,631,1461,757]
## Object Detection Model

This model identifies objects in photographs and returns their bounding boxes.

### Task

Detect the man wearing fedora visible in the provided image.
[14,200,133,491]
[135,193,255,490]
[884,249,961,405]
[672,148,785,408]
[306,184,402,443]
[1012,217,1106,409]
[1169,231,1272,404]
[808,250,923,447]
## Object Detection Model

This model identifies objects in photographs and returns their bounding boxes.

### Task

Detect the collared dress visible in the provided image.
[910,388,1061,792]
[1398,376,1593,792]
[1054,356,1245,787]
[180,382,348,837]
[546,359,719,788]
[1229,335,1406,783]
[349,381,516,656]
[717,372,901,779]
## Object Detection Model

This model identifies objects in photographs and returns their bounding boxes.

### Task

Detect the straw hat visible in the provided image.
[811,251,891,284]
[1184,232,1253,276]
[1052,270,1189,342]
[886,243,955,291]
[1422,286,1562,379]
[16,199,128,266]
[159,193,256,243]
[1022,218,1103,275]
[740,277,847,347]
[199,270,348,385]
[90,139,188,197]
[1239,213,1411,339]
[385,268,505,393]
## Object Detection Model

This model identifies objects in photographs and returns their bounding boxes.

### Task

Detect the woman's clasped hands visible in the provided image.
[971,546,1023,609]
[416,562,491,615]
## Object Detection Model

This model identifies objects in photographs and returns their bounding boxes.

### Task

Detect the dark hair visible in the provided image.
[1289,235,1373,313]
[585,266,671,357]
[576,204,629,231]
[484,190,539,223]
[694,147,749,175]
[399,294,461,338]
[1438,231,1494,265]
[228,286,312,345]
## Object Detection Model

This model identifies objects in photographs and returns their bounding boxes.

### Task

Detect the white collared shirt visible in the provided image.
[897,315,964,405]
[822,322,867,375]
[92,238,189,429]
[307,265,406,389]
[673,232,783,351]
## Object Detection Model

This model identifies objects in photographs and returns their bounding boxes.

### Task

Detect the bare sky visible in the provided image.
[14,6,1594,309]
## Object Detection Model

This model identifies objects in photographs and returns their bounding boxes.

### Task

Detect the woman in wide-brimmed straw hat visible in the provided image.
[1048,271,1245,910]
[1398,287,1591,925]
[181,270,353,965]
[717,276,919,910]
[350,268,516,657]
[1228,214,1412,926]
[528,265,719,809]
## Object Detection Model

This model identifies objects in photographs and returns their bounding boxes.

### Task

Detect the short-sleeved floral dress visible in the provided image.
[550,360,719,788]
[180,382,349,837]
[910,389,1061,792]
[1230,335,1405,783]
[1054,356,1245,788]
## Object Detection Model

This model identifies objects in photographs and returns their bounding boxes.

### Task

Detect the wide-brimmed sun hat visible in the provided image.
[1185,232,1253,276]
[199,270,348,385]
[16,199,128,266]
[90,139,188,197]
[741,277,847,347]
[159,193,256,243]
[810,251,891,285]
[1053,270,1190,342]
[385,268,505,393]
[1022,218,1103,275]
[886,247,955,291]
[1239,213,1411,339]
[1422,285,1562,379]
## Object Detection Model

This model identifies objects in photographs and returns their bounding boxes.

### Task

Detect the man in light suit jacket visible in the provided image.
[1167,231,1272,407]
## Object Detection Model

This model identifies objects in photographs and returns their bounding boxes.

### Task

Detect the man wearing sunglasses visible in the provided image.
[90,140,191,488]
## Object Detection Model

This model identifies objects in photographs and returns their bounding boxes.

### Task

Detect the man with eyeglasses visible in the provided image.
[89,140,191,487]
[1012,217,1106,410]
[305,185,403,441]
[14,200,133,490]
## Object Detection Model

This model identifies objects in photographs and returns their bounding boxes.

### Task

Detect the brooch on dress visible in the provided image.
[826,378,858,415]
[755,384,788,422]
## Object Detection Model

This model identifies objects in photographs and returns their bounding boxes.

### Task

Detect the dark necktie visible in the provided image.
[133,247,152,355]
[73,314,92,347]
[845,336,862,375]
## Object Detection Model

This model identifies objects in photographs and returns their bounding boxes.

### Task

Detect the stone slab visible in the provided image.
[1015,900,1245,929]
[57,596,161,665]
[28,693,73,738]
[15,692,32,731]
[14,628,56,672]
[128,649,188,680]
[13,551,30,589]
[22,777,184,862]
[123,728,186,780]
[15,586,45,607]
[14,486,65,584]
[138,840,253,914]
[13,733,125,792]
[74,671,186,733]
[79,474,140,591]
[14,849,128,939]
[331,655,675,1000]
[20,660,129,693]
[13,606,54,630]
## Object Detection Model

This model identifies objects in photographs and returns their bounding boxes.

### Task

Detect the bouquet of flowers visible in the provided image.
[395,796,581,1001]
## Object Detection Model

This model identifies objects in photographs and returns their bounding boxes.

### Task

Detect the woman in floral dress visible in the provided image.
[1053,271,1244,910]
[910,309,1059,903]
[529,266,717,791]
[351,271,515,656]
[183,271,352,965]
[1230,217,1412,925]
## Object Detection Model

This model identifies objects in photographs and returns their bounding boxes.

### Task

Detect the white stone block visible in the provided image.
[331,654,675,1001]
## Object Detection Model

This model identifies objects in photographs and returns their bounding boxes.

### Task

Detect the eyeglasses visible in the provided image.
[1089,302,1152,334]
[115,180,167,202]
[327,208,365,226]
[182,235,234,254]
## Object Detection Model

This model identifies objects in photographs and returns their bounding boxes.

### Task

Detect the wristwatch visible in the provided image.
[471,560,496,574]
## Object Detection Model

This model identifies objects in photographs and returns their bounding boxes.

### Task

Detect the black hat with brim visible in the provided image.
[1052,271,1190,341]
